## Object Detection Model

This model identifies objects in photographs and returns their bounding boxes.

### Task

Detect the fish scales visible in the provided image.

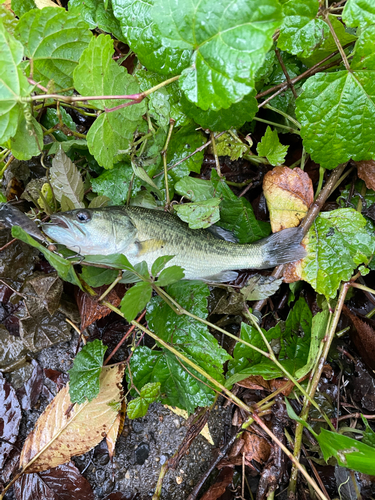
[42,206,306,282]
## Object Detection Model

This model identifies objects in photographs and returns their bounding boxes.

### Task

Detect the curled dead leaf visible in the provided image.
[355,160,375,191]
[263,166,313,232]
[236,375,294,396]
[20,364,125,473]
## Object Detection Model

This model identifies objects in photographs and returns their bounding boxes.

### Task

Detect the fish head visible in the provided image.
[42,208,137,255]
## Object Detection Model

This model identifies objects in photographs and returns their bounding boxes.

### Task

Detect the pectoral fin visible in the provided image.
[137,238,166,256]
[201,271,238,283]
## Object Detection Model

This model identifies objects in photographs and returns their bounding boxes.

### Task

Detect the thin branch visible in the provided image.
[324,14,351,71]
[275,47,297,98]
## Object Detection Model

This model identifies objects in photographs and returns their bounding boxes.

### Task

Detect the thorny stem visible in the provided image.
[253,162,347,312]
[101,301,328,500]
[161,119,176,207]
[287,282,350,498]
[210,130,222,177]
[324,14,351,72]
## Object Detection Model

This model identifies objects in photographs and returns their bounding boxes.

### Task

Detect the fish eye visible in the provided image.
[76,210,91,223]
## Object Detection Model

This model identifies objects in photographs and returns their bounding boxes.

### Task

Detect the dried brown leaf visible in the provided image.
[355,160,375,191]
[263,166,313,232]
[343,305,375,371]
[76,285,125,330]
[20,364,125,473]
[200,467,234,500]
[236,375,294,396]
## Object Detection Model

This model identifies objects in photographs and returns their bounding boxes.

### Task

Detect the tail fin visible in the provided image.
[261,226,306,268]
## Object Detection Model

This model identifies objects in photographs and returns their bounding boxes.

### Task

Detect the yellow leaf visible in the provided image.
[165,405,214,445]
[20,364,125,473]
[35,0,60,7]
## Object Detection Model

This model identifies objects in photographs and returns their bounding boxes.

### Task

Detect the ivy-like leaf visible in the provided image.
[174,199,221,229]
[120,281,152,322]
[69,340,108,404]
[342,0,375,28]
[112,0,191,76]
[127,382,161,419]
[174,177,215,202]
[301,208,375,298]
[296,71,375,169]
[15,7,92,90]
[151,0,282,110]
[256,126,289,166]
[0,23,32,145]
[73,35,146,169]
[50,148,85,209]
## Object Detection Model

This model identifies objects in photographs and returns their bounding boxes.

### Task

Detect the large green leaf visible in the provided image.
[151,0,282,110]
[351,25,375,70]
[15,7,92,91]
[301,209,375,298]
[0,23,32,144]
[296,71,375,169]
[342,0,375,28]
[73,35,146,169]
[9,116,43,161]
[112,0,191,76]
[130,281,231,413]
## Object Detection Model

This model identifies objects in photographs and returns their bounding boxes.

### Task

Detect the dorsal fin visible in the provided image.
[206,225,237,243]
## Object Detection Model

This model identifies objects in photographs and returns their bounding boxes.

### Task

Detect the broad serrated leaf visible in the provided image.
[120,281,152,322]
[69,0,125,42]
[80,266,119,287]
[278,0,329,58]
[301,208,375,298]
[156,265,185,286]
[167,125,205,183]
[15,7,92,91]
[0,23,32,144]
[0,5,18,36]
[342,0,375,28]
[131,281,231,413]
[351,25,375,70]
[69,340,108,404]
[20,364,125,473]
[112,0,191,76]
[50,148,85,208]
[362,416,375,448]
[11,226,83,289]
[180,90,258,131]
[9,115,43,160]
[11,0,35,17]
[256,126,289,166]
[151,0,282,111]
[88,195,110,208]
[215,132,248,161]
[296,71,375,169]
[74,35,146,169]
[174,177,215,202]
[174,199,221,229]
[127,382,161,419]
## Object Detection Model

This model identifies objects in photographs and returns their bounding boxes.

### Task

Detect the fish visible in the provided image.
[41,206,306,282]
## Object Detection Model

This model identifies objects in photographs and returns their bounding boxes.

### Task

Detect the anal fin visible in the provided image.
[201,271,238,283]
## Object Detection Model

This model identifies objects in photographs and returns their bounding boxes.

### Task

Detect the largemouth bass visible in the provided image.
[42,206,306,282]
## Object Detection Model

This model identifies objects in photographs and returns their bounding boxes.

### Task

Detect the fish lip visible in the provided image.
[45,215,70,229]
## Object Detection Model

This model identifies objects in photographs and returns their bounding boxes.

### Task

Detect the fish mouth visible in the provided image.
[48,215,70,229]
[42,215,87,237]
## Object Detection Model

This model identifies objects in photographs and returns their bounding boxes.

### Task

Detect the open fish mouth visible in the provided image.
[47,215,70,229]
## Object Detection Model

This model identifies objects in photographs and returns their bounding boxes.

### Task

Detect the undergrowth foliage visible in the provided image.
[1,0,375,494]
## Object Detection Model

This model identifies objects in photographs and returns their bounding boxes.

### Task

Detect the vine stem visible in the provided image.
[161,119,176,207]
[324,14,351,71]
[287,281,350,498]
[101,300,328,500]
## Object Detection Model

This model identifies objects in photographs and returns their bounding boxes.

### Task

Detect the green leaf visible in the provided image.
[174,198,221,229]
[11,0,35,18]
[69,0,125,42]
[296,71,375,169]
[112,0,191,76]
[83,253,135,271]
[9,116,43,161]
[211,170,271,243]
[15,7,92,91]
[180,90,258,131]
[174,177,215,202]
[41,107,77,142]
[0,4,18,36]
[73,35,146,169]
[127,382,161,419]
[342,0,375,28]
[215,133,248,161]
[0,23,32,144]
[362,416,375,448]
[278,0,329,58]
[11,226,83,289]
[68,339,108,404]
[80,266,119,287]
[156,266,185,286]
[167,125,205,184]
[131,281,231,413]
[91,161,132,205]
[301,208,375,298]
[120,281,152,322]
[318,428,375,475]
[256,126,289,166]
[0,193,6,203]
[151,255,175,276]
[351,24,375,70]
[50,147,85,209]
[151,0,282,110]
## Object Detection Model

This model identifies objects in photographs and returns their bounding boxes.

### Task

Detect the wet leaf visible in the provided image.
[88,195,110,209]
[17,359,43,411]
[256,127,289,166]
[263,166,313,232]
[80,266,119,288]
[236,375,294,396]
[127,382,161,419]
[220,429,271,468]
[174,199,221,229]
[0,372,21,470]
[151,255,175,277]
[69,340,108,404]
[14,461,94,500]
[215,132,248,161]
[0,325,28,371]
[342,304,375,372]
[50,148,85,209]
[156,265,185,287]
[29,273,63,316]
[342,0,375,28]
[20,364,125,473]
[9,116,43,161]
[355,159,375,191]
[174,177,215,202]
[166,125,205,184]
[240,275,283,301]
[199,467,234,500]
[120,282,152,322]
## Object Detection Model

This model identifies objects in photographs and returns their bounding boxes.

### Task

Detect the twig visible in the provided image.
[275,48,297,98]
[210,130,222,177]
[161,119,176,207]
[324,14,351,71]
